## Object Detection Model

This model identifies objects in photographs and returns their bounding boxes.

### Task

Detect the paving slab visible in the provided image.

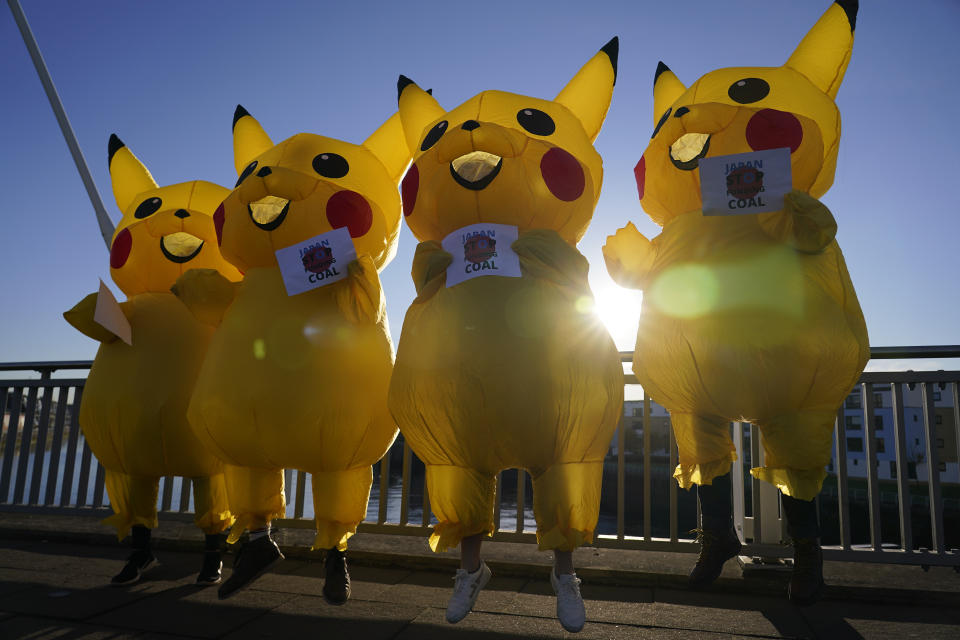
[799,600,960,640]
[87,582,292,638]
[0,616,142,640]
[646,588,815,639]
[223,593,423,640]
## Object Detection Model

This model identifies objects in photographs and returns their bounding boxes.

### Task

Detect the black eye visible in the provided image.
[134,197,162,219]
[235,161,258,187]
[516,108,555,136]
[728,78,770,104]
[651,108,672,138]
[420,120,448,151]
[312,153,349,178]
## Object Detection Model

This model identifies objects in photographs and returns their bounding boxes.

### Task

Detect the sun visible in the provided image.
[591,284,642,351]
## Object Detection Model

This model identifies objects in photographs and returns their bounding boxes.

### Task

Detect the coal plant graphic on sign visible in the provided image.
[726,165,764,200]
[302,244,335,273]
[464,235,497,264]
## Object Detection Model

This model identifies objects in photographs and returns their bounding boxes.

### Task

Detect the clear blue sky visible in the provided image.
[2,0,958,372]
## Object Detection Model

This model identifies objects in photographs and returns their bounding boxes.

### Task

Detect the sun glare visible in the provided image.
[592,285,642,350]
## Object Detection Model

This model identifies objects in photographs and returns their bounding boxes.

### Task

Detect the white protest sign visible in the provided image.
[94,279,132,345]
[442,223,522,288]
[700,147,792,216]
[275,227,357,296]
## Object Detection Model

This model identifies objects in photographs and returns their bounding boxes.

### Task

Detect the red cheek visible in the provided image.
[634,155,646,200]
[746,109,803,153]
[214,203,225,246]
[110,228,132,269]
[540,147,585,202]
[326,190,372,238]
[401,164,419,217]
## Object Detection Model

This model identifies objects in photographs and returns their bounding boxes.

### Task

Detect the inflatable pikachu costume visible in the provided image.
[388,40,624,553]
[182,106,407,551]
[64,135,240,540]
[603,1,869,501]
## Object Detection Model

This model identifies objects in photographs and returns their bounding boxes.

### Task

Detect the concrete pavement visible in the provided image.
[1,514,959,639]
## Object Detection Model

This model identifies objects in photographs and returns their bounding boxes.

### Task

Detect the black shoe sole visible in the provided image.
[322,588,350,606]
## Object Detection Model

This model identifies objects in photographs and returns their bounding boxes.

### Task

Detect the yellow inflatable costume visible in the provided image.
[181,106,408,551]
[388,40,624,552]
[64,135,240,540]
[603,1,869,501]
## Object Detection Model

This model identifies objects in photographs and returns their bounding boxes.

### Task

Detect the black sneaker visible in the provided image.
[788,538,824,606]
[111,549,157,586]
[196,551,223,586]
[217,536,284,600]
[688,528,742,588]
[322,548,351,605]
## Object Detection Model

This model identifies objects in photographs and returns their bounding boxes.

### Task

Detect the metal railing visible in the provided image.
[2,349,958,568]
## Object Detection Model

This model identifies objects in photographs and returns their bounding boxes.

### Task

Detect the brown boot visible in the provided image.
[689,527,742,588]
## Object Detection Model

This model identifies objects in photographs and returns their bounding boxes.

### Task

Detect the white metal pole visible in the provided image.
[7,0,115,250]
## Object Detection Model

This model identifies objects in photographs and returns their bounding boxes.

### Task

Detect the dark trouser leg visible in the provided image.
[111,525,156,586]
[781,494,820,540]
[697,471,733,532]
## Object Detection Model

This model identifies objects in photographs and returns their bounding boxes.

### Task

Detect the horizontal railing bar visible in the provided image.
[0,361,93,373]
[0,379,89,388]
[619,346,960,363]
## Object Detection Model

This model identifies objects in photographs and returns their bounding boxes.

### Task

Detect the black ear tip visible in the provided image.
[835,0,858,31]
[107,133,125,164]
[233,104,251,130]
[600,36,619,83]
[654,61,673,86]
[397,75,417,102]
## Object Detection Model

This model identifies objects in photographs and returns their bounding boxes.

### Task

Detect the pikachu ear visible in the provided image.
[232,105,274,175]
[785,0,857,99]
[363,111,411,183]
[554,37,618,142]
[397,75,446,155]
[652,62,687,125]
[108,134,158,214]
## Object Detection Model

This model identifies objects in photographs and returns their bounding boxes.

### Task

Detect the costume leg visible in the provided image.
[697,471,733,531]
[309,466,373,551]
[670,413,737,491]
[222,465,285,544]
[782,494,820,540]
[102,470,159,541]
[425,465,496,553]
[753,410,835,501]
[191,474,233,535]
[531,460,603,551]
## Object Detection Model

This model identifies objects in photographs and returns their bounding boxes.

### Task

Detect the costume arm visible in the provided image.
[170,268,238,327]
[334,254,385,325]
[511,228,590,294]
[63,292,120,343]
[410,240,453,302]
[757,189,837,254]
[602,222,655,290]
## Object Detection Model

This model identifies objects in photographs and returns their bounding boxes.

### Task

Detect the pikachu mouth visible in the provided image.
[160,232,204,264]
[247,195,290,231]
[669,133,711,171]
[450,151,503,191]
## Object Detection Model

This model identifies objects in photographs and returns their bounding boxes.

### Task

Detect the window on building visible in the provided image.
[908,462,917,479]
[913,415,919,422]
[632,408,642,417]
[875,438,886,453]
[934,391,942,402]
[935,415,943,425]
[852,459,859,466]
[890,461,898,478]
[873,392,883,408]
[845,415,862,430]
[937,438,945,449]
[915,438,921,445]
[939,462,947,472]
[873,415,884,430]
[846,394,862,409]
[847,437,864,452]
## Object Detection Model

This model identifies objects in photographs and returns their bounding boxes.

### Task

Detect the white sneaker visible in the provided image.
[551,568,586,633]
[445,561,492,623]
